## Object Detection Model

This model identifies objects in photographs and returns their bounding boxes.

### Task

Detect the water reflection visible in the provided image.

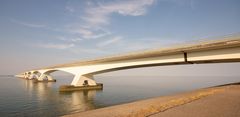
[18,79,102,116]
[23,79,53,90]
[60,90,101,113]
[1,76,240,117]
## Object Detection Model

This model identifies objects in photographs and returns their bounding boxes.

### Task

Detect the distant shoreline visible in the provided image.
[0,75,14,77]
[63,82,240,117]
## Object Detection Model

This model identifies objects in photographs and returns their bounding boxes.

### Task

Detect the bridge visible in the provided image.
[16,36,240,91]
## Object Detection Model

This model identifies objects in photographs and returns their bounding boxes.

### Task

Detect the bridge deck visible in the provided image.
[43,36,240,69]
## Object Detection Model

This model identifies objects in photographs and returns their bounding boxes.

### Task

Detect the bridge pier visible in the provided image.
[26,72,31,79]
[18,72,36,80]
[23,73,27,79]
[36,73,56,82]
[59,74,102,92]
[22,72,31,79]
[28,74,37,80]
[71,74,97,86]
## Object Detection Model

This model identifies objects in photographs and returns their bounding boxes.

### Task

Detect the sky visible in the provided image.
[0,0,240,75]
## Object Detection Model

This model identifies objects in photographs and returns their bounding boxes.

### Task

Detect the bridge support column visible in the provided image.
[16,72,28,79]
[26,73,31,79]
[28,74,37,80]
[24,73,27,79]
[71,74,97,86]
[36,73,56,82]
[59,74,102,92]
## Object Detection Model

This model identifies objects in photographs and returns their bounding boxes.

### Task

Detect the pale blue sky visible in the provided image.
[0,0,240,75]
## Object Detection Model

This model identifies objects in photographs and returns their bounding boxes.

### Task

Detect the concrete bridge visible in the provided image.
[16,36,240,91]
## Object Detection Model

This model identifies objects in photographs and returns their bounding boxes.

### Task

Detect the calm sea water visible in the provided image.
[0,75,239,117]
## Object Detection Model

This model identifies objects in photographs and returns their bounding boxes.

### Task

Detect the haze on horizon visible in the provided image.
[0,0,240,77]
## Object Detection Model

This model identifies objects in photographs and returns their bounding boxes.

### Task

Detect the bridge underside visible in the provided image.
[16,42,240,91]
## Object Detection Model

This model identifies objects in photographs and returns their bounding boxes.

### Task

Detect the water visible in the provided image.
[0,75,239,117]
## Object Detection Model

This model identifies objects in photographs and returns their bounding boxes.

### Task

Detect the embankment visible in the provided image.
[63,83,240,117]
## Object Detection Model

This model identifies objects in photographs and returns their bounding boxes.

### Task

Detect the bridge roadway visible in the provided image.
[16,36,240,91]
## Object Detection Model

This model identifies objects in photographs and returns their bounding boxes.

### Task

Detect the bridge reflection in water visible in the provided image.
[20,78,102,115]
